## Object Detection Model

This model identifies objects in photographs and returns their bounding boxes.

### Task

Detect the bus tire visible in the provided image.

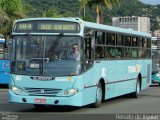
[92,83,103,108]
[33,104,46,109]
[132,79,141,98]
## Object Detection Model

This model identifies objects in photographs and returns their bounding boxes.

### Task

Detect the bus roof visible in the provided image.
[84,21,151,38]
[14,17,83,24]
[0,38,5,43]
[14,18,151,38]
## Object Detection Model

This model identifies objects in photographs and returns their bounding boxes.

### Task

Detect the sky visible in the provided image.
[139,0,160,5]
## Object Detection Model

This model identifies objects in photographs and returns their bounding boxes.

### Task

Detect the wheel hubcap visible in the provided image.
[96,87,102,103]
[137,82,140,94]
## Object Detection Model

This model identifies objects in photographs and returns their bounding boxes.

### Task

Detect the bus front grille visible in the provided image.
[24,88,62,96]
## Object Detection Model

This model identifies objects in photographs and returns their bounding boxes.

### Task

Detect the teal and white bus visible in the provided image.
[9,18,151,108]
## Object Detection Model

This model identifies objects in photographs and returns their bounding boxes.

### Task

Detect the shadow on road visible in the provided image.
[0,94,137,112]
[19,105,82,112]
[150,84,159,87]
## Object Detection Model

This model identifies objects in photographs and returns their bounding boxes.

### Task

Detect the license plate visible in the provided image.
[34,98,46,103]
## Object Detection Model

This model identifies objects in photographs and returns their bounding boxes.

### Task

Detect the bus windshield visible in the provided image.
[11,35,82,77]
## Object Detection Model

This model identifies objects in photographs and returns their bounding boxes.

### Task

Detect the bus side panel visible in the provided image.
[104,60,137,97]
[0,60,10,84]
[94,62,116,99]
[105,84,115,99]
[81,67,97,106]
[141,63,151,90]
[0,72,10,84]
[115,60,151,96]
[114,60,151,96]
[0,60,10,72]
[89,60,151,100]
[114,80,137,97]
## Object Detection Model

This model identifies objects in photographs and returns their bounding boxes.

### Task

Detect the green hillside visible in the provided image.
[22,0,160,31]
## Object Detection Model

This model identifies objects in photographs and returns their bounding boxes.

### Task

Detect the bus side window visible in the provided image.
[131,48,138,58]
[125,36,131,46]
[138,37,143,47]
[106,33,115,45]
[124,48,131,58]
[116,34,123,46]
[139,49,144,58]
[142,38,147,47]
[147,38,151,48]
[105,48,111,58]
[132,37,137,47]
[95,46,105,59]
[96,31,105,45]
[115,47,123,59]
[107,47,116,58]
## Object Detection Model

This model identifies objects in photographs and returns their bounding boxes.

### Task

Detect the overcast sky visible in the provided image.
[139,0,160,5]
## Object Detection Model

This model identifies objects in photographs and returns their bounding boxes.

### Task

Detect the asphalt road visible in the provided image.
[0,85,160,120]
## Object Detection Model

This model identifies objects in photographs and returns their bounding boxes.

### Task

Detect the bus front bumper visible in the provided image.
[9,90,83,107]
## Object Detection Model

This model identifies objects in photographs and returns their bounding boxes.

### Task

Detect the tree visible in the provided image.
[0,0,25,34]
[80,0,119,23]
[0,10,10,34]
[43,7,62,17]
[43,7,72,18]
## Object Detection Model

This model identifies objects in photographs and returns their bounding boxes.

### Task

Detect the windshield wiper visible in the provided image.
[26,33,40,49]
[49,33,64,53]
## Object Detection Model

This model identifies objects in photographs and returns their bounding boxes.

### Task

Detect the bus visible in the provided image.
[0,34,10,85]
[9,18,151,108]
[151,37,160,86]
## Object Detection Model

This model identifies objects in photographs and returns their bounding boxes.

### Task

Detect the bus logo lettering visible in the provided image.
[40,89,45,94]
[3,62,10,68]
[128,65,142,73]
[102,68,106,77]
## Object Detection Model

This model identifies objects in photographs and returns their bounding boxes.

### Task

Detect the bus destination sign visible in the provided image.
[14,21,80,33]
[38,23,76,31]
[15,23,33,31]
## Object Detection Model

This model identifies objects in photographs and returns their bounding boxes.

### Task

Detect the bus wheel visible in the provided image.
[33,104,46,109]
[158,83,160,86]
[92,83,103,108]
[132,80,140,98]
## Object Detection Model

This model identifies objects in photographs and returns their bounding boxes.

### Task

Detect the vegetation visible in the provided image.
[0,0,26,34]
[0,0,160,34]
[80,0,119,23]
[23,0,160,32]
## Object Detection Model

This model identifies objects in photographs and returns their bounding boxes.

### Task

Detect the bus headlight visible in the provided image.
[57,88,79,96]
[9,86,28,95]
[156,74,160,77]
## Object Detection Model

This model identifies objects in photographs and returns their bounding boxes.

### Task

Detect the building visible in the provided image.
[112,16,150,33]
